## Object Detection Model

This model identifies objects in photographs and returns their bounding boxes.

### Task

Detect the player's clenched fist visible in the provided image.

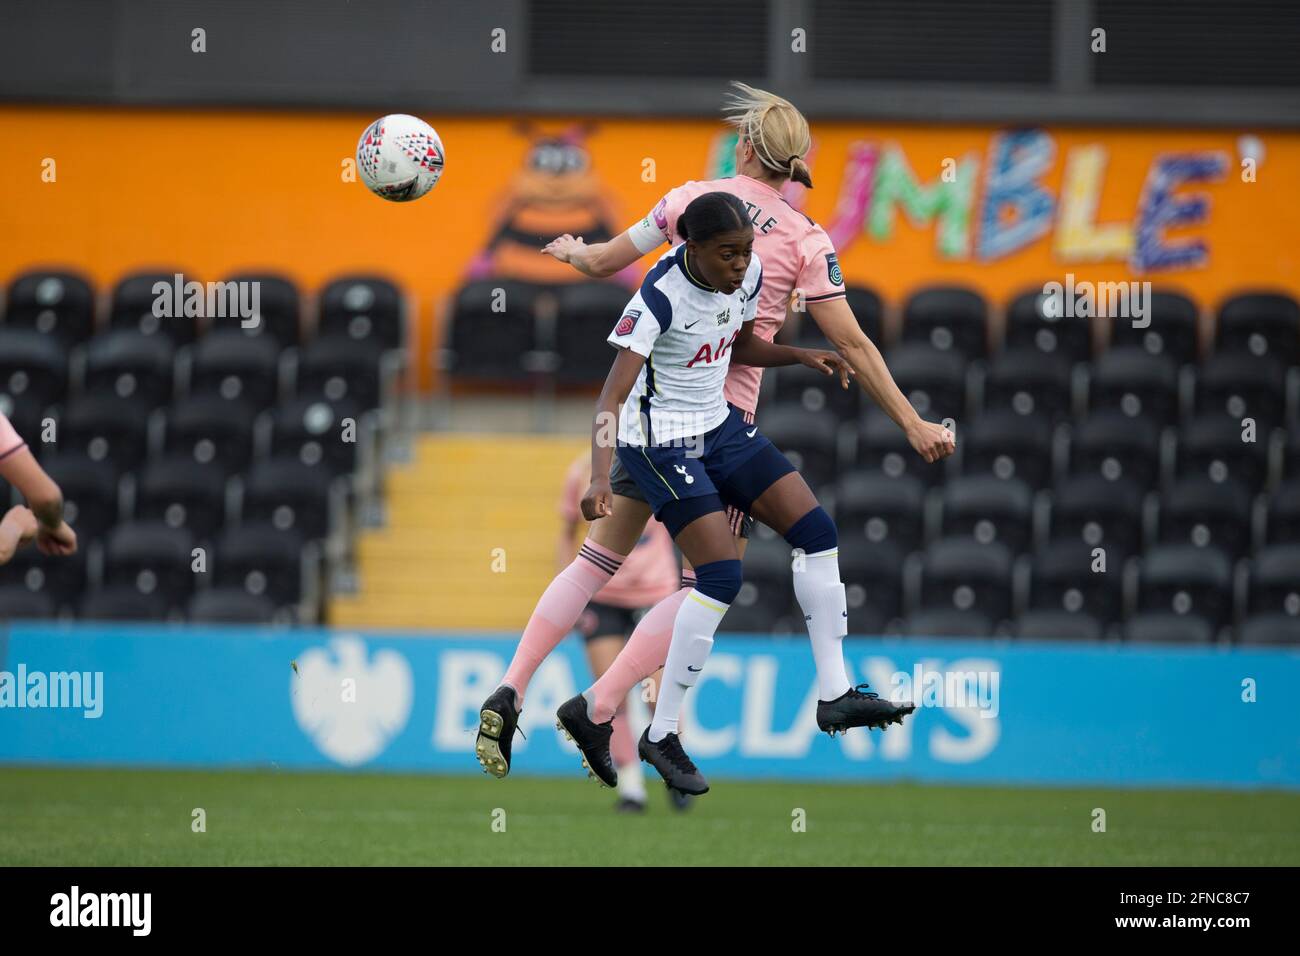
[906,419,956,464]
[581,476,614,520]
[541,234,586,263]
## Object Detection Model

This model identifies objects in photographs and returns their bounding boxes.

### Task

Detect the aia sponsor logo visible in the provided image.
[686,330,740,367]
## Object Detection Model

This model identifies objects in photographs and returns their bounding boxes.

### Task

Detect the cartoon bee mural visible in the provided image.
[464,122,639,287]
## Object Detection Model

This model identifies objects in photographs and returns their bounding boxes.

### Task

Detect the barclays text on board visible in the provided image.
[0,623,1294,789]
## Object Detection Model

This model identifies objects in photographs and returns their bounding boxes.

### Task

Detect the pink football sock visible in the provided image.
[609,710,637,767]
[501,540,625,704]
[589,587,689,723]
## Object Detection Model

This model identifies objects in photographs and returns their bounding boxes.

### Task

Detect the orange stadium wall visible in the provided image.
[2,107,1297,391]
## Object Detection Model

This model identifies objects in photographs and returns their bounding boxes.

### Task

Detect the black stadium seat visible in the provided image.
[1216,292,1300,362]
[133,457,230,543]
[1246,545,1300,618]
[835,472,926,555]
[755,406,839,490]
[1089,347,1180,427]
[266,395,362,476]
[914,537,1015,627]
[1176,414,1270,494]
[1047,474,1146,563]
[241,458,335,541]
[189,588,279,624]
[982,348,1074,426]
[0,328,69,412]
[1068,411,1163,491]
[318,275,404,351]
[4,270,96,348]
[214,524,309,608]
[188,330,280,408]
[0,587,57,620]
[1135,544,1234,633]
[901,286,988,359]
[83,330,175,405]
[1265,478,1300,546]
[1004,287,1091,364]
[1123,611,1215,645]
[938,474,1035,554]
[1,549,88,614]
[960,411,1054,487]
[1196,353,1287,427]
[101,521,198,613]
[1156,476,1253,560]
[1111,290,1199,366]
[109,271,201,344]
[444,279,542,382]
[162,395,258,473]
[1237,613,1300,647]
[80,586,171,622]
[884,343,968,424]
[770,361,860,418]
[904,609,994,638]
[56,395,152,473]
[296,336,386,411]
[855,407,945,487]
[1028,539,1125,624]
[1016,609,1105,642]
[215,273,301,346]
[552,281,631,386]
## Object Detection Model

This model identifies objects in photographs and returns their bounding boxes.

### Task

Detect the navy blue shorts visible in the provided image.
[617,405,791,519]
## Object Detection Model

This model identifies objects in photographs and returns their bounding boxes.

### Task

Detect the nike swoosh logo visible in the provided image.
[684,319,700,329]
[686,665,703,672]
[746,427,757,438]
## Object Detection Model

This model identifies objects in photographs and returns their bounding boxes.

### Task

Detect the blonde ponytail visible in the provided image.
[723,81,814,187]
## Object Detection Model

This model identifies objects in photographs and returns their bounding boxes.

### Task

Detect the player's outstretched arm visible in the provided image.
[584,346,646,521]
[541,231,644,279]
[730,320,853,386]
[807,296,955,464]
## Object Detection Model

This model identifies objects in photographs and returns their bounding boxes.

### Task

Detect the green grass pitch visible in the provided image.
[2,766,1297,866]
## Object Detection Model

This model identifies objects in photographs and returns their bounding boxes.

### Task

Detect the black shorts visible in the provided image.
[576,601,647,642]
[609,429,754,539]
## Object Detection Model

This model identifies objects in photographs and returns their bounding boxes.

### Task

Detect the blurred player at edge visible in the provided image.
[556,450,690,811]
[0,411,78,563]
[474,82,954,778]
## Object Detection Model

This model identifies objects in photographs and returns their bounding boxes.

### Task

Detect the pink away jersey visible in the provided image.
[560,455,679,610]
[626,174,846,415]
[0,412,25,464]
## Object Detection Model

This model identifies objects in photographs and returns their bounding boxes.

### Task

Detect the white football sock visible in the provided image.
[617,763,647,802]
[647,590,727,742]
[793,547,852,700]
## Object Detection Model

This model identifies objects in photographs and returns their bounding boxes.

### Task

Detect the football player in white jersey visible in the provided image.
[547,192,913,795]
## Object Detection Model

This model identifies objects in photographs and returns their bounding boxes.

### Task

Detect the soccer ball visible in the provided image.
[356,114,445,202]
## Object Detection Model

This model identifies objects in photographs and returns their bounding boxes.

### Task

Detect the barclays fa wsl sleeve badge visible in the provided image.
[615,308,642,336]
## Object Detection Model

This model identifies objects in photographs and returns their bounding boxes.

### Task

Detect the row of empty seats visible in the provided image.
[442,279,1300,387]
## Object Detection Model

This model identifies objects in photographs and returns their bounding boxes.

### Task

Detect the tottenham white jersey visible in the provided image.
[607,243,762,446]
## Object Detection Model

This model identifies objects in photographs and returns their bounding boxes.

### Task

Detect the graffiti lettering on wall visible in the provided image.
[710,129,1229,274]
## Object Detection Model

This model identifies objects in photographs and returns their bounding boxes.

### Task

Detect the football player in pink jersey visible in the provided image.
[474,83,953,779]
[0,411,77,563]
